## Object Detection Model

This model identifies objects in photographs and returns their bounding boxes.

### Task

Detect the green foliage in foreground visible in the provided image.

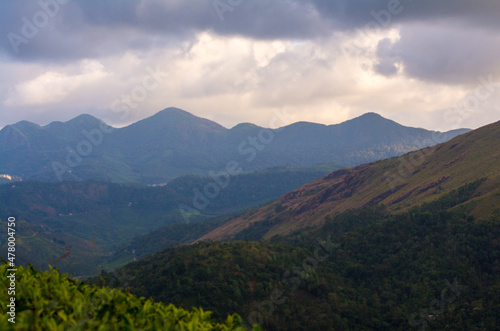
[0,263,260,330]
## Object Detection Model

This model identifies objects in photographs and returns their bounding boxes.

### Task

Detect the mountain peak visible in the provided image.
[352,112,390,123]
[119,107,227,144]
[138,107,226,132]
[335,112,403,135]
[153,107,190,116]
[11,120,41,130]
[358,112,384,119]
[157,107,191,115]
[44,114,112,133]
[148,107,205,122]
[152,107,199,121]
[230,122,261,131]
[66,114,102,125]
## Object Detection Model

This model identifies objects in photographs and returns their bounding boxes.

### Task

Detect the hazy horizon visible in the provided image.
[0,107,482,132]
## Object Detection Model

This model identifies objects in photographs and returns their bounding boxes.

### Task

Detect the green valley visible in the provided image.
[0,164,340,276]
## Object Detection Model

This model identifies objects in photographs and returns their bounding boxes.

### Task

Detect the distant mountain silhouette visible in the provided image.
[0,107,469,183]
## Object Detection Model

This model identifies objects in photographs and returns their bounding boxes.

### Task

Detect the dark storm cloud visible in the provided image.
[0,0,331,62]
[373,23,500,85]
[2,0,500,63]
[0,0,203,61]
[312,0,500,30]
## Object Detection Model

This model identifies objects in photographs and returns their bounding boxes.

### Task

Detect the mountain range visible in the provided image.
[0,107,469,184]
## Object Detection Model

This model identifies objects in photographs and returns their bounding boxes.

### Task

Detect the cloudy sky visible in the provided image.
[1,0,499,131]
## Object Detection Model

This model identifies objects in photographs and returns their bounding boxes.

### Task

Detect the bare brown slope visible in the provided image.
[197,119,500,241]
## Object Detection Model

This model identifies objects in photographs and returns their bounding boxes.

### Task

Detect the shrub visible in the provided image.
[0,262,260,330]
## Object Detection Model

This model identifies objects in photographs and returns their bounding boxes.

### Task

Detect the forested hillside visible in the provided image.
[90,181,500,330]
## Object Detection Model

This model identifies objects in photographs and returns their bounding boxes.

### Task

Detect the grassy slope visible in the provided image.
[198,120,500,241]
